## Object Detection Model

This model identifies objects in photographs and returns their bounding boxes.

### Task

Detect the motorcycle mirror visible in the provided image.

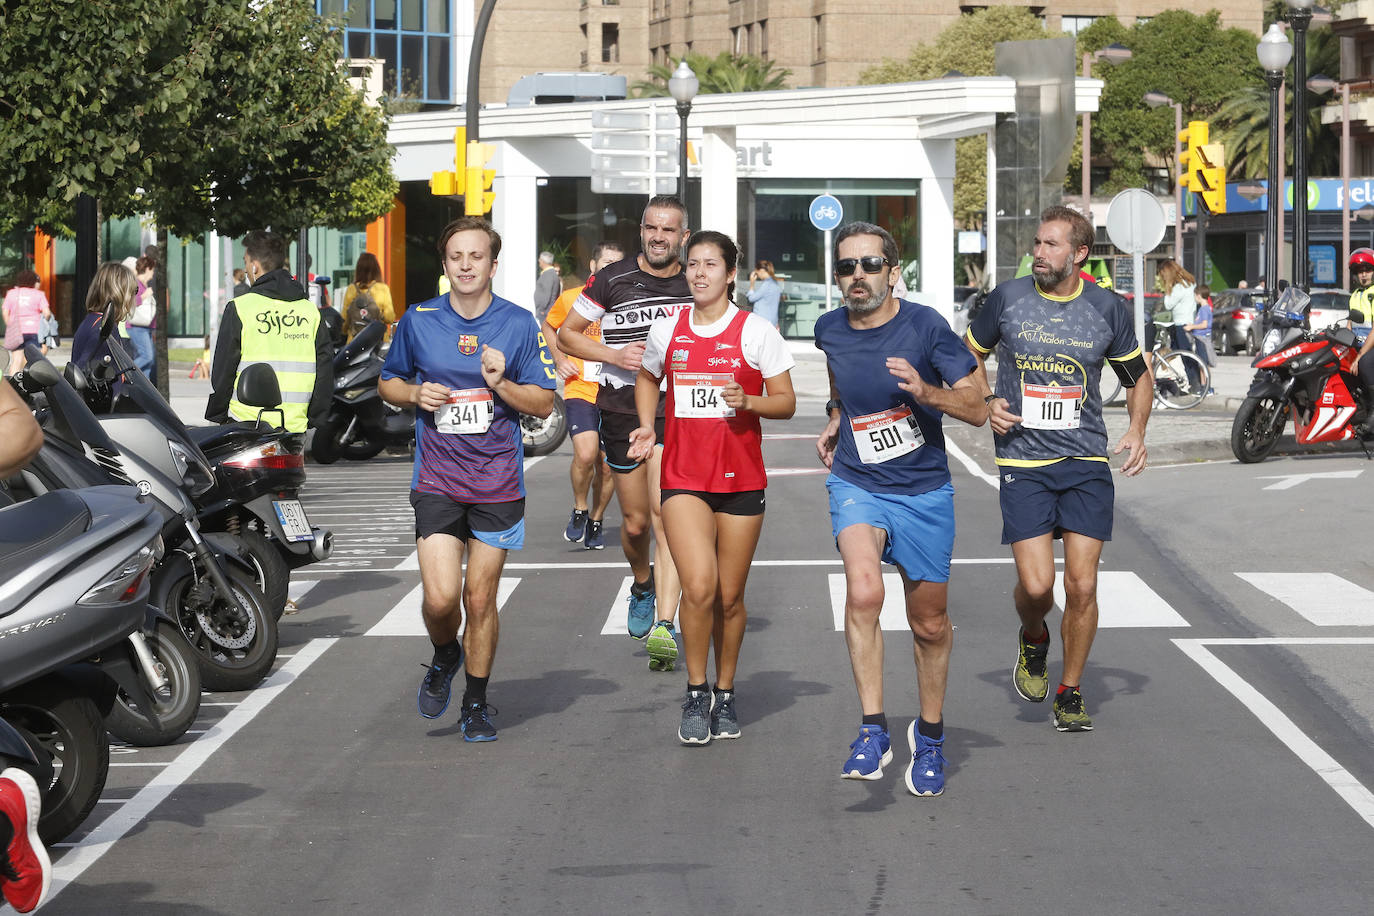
[235,362,283,409]
[99,301,119,340]
[22,356,63,392]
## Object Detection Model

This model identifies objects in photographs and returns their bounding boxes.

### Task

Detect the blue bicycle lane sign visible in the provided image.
[809,194,843,232]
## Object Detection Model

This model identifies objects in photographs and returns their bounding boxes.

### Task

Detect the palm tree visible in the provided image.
[631,52,791,97]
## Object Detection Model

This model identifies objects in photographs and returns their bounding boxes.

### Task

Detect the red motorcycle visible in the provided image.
[1231,289,1371,463]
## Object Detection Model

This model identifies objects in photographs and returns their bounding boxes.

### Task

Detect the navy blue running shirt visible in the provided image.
[814,300,977,495]
[382,294,557,502]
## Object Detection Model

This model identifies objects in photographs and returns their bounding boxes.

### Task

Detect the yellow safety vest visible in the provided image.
[228,292,320,432]
[1350,287,1374,326]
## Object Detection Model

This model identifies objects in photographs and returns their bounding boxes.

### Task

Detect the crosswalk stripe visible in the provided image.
[1053,571,1190,628]
[1235,572,1374,626]
[364,578,520,636]
[827,573,910,631]
[600,577,634,635]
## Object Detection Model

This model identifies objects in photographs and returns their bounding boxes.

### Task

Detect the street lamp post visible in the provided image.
[1144,91,1183,258]
[1259,24,1294,301]
[668,59,699,215]
[1288,0,1316,287]
[1081,44,1133,218]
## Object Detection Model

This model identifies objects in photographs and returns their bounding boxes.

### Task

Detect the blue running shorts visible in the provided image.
[826,475,955,583]
[565,397,600,438]
[997,460,1114,545]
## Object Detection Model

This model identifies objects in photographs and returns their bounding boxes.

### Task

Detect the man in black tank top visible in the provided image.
[558,196,692,668]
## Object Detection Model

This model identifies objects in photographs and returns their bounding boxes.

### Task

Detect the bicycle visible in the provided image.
[1100,322,1211,410]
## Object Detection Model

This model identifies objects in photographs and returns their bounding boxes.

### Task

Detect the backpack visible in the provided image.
[347,285,381,330]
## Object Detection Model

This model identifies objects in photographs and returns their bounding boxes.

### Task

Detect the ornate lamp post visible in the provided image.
[1144,91,1184,258]
[668,59,699,214]
[1258,24,1294,296]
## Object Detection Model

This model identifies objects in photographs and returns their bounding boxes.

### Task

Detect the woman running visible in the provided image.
[627,230,796,745]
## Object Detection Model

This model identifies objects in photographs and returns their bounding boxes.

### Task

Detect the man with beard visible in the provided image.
[815,221,987,796]
[557,197,691,669]
[965,205,1151,733]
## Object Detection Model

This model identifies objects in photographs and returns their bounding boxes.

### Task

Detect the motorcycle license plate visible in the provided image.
[273,499,315,543]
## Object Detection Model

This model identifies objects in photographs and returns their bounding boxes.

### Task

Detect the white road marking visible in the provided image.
[364,578,519,636]
[1174,637,1374,832]
[1257,469,1363,490]
[945,439,999,487]
[600,576,635,635]
[828,573,910,631]
[287,580,318,605]
[47,639,338,900]
[765,467,828,477]
[1236,572,1374,626]
[1052,570,1189,628]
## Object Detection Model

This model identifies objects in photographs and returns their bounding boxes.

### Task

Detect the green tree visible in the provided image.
[861,7,1057,227]
[0,0,396,238]
[632,52,791,96]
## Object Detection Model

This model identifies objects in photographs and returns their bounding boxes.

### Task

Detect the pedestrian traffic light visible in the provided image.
[464,141,497,216]
[1177,121,1209,193]
[430,127,466,197]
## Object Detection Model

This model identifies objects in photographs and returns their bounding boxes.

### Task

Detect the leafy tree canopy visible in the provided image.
[633,52,791,97]
[0,0,396,238]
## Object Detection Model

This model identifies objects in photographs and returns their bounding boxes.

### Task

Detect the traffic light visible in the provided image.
[430,127,466,197]
[1177,121,1209,192]
[464,141,496,216]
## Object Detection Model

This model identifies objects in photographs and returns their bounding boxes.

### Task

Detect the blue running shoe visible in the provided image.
[627,578,655,639]
[679,688,712,745]
[583,518,605,550]
[841,724,892,780]
[563,508,588,542]
[904,721,947,797]
[460,700,498,742]
[417,646,464,719]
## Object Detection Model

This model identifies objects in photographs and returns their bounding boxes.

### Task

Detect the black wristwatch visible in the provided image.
[825,399,842,415]
[984,394,999,406]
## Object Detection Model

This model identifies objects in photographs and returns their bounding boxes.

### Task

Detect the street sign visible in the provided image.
[1106,189,1168,349]
[591,106,679,196]
[809,194,843,231]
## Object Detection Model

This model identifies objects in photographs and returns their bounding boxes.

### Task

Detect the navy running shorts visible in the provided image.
[411,489,525,549]
[565,396,600,438]
[997,459,1114,545]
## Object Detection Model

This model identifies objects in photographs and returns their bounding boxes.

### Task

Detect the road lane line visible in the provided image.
[46,638,338,897]
[1053,571,1189,628]
[364,578,519,636]
[600,577,634,635]
[945,439,998,487]
[828,573,910,631]
[1174,637,1374,831]
[1235,572,1374,626]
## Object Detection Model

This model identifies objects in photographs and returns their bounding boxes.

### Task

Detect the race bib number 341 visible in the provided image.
[850,405,923,464]
[674,372,735,419]
[1021,383,1082,430]
[435,388,494,434]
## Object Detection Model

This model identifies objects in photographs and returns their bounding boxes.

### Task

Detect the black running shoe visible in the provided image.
[417,646,464,719]
[460,700,498,742]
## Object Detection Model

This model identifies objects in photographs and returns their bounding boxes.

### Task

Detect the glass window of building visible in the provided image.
[328,1,453,106]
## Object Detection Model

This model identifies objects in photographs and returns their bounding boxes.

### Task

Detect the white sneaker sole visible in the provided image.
[904,721,945,797]
[841,747,893,780]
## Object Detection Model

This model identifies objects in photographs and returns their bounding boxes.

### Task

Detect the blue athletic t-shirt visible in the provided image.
[814,300,976,495]
[381,293,557,502]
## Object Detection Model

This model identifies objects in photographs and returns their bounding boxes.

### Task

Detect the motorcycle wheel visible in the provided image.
[1231,395,1287,463]
[104,621,203,747]
[313,414,385,462]
[1,682,109,845]
[521,393,568,457]
[237,529,292,621]
[169,563,279,692]
[310,415,343,464]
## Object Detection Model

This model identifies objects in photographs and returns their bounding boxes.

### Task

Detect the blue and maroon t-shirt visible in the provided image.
[381,293,556,502]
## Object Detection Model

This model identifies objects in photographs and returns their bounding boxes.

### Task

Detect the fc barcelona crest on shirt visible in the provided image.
[457,334,479,355]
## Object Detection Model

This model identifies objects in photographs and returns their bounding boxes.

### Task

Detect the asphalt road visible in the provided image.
[30,412,1374,915]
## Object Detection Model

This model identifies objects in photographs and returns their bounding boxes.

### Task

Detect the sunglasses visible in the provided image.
[834,256,889,277]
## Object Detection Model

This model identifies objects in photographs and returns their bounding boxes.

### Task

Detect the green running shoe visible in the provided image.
[1013,627,1050,703]
[646,620,678,671]
[1052,687,1093,732]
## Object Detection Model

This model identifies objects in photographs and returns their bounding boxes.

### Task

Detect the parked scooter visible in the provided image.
[21,335,278,695]
[311,319,568,463]
[1231,287,1373,463]
[0,483,166,844]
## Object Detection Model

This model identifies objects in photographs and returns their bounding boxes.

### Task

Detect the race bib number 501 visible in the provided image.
[435,388,494,434]
[850,405,923,464]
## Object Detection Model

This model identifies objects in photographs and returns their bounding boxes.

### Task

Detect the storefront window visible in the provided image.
[534,178,686,288]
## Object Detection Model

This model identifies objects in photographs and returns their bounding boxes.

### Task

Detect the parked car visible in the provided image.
[1210,289,1269,355]
[1306,288,1350,330]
